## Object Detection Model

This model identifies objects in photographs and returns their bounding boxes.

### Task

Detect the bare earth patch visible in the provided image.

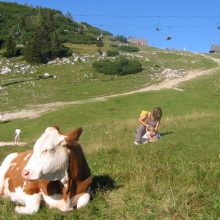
[0,142,27,147]
[2,62,220,121]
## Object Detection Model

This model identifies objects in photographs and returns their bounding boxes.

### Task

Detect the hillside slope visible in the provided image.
[0,45,218,112]
[0,2,111,45]
[0,63,220,219]
[2,63,220,121]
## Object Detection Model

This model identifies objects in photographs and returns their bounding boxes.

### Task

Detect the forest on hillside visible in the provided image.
[0,2,112,63]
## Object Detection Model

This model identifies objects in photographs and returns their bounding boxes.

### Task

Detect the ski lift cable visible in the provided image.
[90,23,217,29]
[75,14,220,18]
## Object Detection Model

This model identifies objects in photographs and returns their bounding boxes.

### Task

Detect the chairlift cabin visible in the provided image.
[154,22,161,32]
[165,26,173,40]
[165,35,172,40]
[97,33,103,41]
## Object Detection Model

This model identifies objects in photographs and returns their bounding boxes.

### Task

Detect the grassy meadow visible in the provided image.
[0,65,220,219]
[0,46,218,112]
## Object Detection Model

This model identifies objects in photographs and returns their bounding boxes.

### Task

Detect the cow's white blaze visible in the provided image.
[23,127,68,181]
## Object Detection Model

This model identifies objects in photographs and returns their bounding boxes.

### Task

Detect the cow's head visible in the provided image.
[22,126,82,181]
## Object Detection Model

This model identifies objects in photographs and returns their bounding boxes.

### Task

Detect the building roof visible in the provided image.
[128,37,147,42]
[210,44,220,53]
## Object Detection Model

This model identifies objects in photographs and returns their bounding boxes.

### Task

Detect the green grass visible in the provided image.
[205,53,220,59]
[0,46,218,112]
[1,4,220,218]
[64,43,99,55]
[0,61,152,111]
[139,46,218,70]
[0,68,220,219]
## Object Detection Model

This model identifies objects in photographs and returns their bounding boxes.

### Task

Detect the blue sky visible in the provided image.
[2,0,220,52]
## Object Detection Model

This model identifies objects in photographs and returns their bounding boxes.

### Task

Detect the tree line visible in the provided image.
[2,9,71,63]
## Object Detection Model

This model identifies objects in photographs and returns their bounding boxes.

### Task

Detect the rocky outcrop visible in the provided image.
[160,68,188,79]
[47,54,93,65]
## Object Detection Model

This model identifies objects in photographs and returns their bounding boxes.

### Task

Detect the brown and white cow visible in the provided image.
[0,126,92,214]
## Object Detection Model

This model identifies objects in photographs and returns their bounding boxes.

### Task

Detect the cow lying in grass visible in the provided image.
[0,126,92,214]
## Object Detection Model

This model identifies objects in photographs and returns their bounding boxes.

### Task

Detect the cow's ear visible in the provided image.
[65,127,82,144]
[53,125,61,134]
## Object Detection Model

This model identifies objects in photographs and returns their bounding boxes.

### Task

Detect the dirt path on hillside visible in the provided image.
[0,142,27,147]
[2,57,220,121]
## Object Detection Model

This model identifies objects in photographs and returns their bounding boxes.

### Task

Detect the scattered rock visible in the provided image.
[160,68,187,79]
[123,53,144,59]
[46,54,92,65]
[0,67,11,74]
[173,87,184,92]
[47,60,57,65]
[38,73,54,79]
[0,60,36,75]
[44,73,50,77]
[74,57,79,62]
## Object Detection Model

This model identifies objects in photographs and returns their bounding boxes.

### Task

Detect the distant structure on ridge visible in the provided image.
[209,44,220,53]
[127,37,147,46]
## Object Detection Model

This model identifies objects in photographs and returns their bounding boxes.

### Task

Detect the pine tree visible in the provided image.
[51,31,61,58]
[25,19,51,63]
[25,12,53,63]
[46,10,56,33]
[24,10,69,63]
[4,35,16,58]
[25,37,42,63]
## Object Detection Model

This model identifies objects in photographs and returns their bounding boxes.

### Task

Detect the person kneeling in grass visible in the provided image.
[134,107,162,145]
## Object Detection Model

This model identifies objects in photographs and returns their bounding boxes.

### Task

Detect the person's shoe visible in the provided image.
[134,141,140,145]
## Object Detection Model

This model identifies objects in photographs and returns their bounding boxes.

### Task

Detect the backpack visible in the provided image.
[140,110,150,118]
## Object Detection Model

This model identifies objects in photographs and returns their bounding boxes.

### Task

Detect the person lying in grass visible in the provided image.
[134,107,162,145]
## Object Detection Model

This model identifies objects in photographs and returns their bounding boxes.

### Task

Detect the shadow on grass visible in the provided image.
[91,175,122,194]
[0,120,10,124]
[1,76,53,88]
[160,131,174,137]
[1,79,35,87]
